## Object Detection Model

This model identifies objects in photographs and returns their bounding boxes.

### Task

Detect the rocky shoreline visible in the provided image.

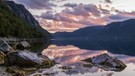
[0,38,55,76]
[0,38,127,76]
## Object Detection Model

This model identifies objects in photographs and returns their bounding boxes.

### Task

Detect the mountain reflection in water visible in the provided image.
[38,44,135,76]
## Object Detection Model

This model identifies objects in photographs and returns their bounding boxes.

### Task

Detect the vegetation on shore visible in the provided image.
[0,0,45,38]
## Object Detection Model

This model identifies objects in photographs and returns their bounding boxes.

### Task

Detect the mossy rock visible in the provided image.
[6,66,26,76]
[0,51,5,64]
[41,59,56,68]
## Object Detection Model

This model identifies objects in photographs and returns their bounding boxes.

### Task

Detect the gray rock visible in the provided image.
[20,41,30,48]
[4,51,55,68]
[16,41,30,49]
[0,38,14,53]
[83,53,126,71]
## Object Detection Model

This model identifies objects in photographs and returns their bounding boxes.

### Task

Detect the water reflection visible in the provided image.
[52,39,135,56]
[40,45,135,76]
[42,45,108,65]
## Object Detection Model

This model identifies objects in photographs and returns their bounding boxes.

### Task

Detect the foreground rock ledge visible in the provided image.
[83,53,126,71]
[5,51,55,68]
[0,38,55,75]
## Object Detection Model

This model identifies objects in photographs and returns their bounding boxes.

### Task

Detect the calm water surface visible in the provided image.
[30,39,135,76]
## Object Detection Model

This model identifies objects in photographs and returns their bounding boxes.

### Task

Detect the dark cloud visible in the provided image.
[109,12,135,21]
[41,11,80,24]
[62,4,100,17]
[52,0,67,2]
[40,10,75,23]
[83,4,100,16]
[14,0,56,9]
[69,4,91,16]
[63,3,77,7]
[105,0,112,3]
[103,12,135,23]
[41,11,58,20]
[109,15,128,20]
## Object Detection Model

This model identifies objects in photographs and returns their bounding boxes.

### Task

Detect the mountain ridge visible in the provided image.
[53,19,135,41]
[5,1,52,38]
[0,0,47,38]
[6,1,39,27]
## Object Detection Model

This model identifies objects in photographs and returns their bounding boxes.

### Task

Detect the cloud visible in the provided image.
[102,11,135,23]
[37,4,114,32]
[40,11,58,21]
[63,3,77,8]
[51,0,67,2]
[64,4,100,17]
[38,5,108,32]
[104,0,112,3]
[13,0,56,9]
[40,4,109,24]
[36,3,135,32]
[109,15,129,20]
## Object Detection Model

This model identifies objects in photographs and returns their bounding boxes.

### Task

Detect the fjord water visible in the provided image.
[32,39,135,76]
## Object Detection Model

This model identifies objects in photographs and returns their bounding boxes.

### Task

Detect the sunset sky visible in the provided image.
[13,0,135,33]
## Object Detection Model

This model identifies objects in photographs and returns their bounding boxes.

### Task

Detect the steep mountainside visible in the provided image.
[6,1,39,27]
[0,0,49,38]
[5,1,51,38]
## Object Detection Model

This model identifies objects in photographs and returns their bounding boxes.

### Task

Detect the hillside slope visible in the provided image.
[0,0,45,38]
[6,1,52,38]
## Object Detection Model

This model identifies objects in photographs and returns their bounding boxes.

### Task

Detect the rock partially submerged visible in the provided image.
[5,51,55,68]
[83,53,126,71]
[0,38,14,53]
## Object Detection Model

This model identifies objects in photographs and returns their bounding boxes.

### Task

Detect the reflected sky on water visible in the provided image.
[37,45,135,76]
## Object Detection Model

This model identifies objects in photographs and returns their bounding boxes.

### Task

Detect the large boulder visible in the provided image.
[83,53,126,71]
[0,38,14,53]
[4,51,55,68]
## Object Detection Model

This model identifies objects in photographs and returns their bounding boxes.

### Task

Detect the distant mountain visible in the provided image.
[53,26,104,38]
[53,19,135,52]
[0,0,47,38]
[54,19,135,41]
[94,19,135,41]
[5,1,51,38]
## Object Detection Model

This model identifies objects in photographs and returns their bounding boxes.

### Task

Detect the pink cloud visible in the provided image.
[37,3,135,32]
